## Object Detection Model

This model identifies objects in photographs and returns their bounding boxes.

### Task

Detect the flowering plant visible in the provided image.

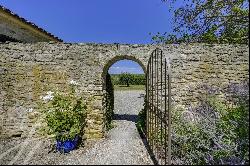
[40,80,87,142]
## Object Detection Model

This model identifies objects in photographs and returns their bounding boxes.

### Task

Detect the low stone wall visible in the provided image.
[0,42,248,139]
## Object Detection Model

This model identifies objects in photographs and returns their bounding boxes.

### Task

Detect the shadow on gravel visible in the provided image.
[113,113,157,164]
[113,114,138,122]
[137,128,158,165]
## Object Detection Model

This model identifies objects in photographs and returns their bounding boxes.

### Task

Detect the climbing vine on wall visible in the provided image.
[105,73,114,130]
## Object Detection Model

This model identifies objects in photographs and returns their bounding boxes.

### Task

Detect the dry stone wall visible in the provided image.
[169,44,249,107]
[0,42,248,139]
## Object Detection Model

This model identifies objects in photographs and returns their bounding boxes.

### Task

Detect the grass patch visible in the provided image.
[114,85,145,91]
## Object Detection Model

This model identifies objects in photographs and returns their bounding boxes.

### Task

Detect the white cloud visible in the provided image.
[108,66,144,74]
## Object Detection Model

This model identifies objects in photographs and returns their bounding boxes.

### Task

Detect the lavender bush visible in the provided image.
[171,81,249,165]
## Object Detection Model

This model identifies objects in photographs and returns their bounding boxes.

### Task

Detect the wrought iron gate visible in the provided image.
[146,48,172,165]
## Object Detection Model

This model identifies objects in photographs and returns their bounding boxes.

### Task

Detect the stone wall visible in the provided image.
[0,42,248,139]
[169,44,249,107]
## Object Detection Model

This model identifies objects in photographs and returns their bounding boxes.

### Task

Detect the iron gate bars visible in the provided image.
[146,48,171,165]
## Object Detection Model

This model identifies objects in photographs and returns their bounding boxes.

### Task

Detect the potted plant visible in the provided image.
[40,81,87,153]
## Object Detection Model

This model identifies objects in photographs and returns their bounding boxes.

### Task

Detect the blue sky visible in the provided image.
[0,0,174,74]
[108,60,144,74]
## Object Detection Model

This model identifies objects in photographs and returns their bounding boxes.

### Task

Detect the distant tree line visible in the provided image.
[110,73,145,87]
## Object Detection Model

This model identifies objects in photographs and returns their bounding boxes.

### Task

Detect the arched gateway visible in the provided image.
[102,55,146,90]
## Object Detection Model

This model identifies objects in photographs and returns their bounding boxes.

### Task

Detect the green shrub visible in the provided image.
[40,81,87,142]
[139,81,249,165]
[111,73,145,85]
[105,73,114,130]
[171,94,249,165]
[136,95,147,133]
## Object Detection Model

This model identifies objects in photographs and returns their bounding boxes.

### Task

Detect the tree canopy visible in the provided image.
[152,0,249,44]
[119,72,134,87]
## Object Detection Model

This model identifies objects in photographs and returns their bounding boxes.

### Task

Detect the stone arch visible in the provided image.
[101,55,147,132]
[102,55,146,90]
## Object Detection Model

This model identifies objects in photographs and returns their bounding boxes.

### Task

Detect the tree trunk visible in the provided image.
[126,81,129,87]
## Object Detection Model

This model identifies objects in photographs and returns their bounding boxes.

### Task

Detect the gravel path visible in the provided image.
[0,90,153,165]
[79,90,153,165]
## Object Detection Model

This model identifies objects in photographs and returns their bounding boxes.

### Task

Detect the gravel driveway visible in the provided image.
[0,90,153,165]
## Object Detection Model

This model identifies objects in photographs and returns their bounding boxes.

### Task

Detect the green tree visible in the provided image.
[152,0,249,44]
[119,72,134,87]
[111,74,145,85]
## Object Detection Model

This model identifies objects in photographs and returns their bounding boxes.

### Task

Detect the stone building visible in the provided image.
[0,5,62,42]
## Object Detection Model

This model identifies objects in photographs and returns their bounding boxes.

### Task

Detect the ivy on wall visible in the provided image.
[104,73,114,130]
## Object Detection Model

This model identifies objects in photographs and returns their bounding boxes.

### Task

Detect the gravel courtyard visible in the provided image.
[0,90,153,165]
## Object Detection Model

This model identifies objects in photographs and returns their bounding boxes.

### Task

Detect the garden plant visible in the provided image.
[39,80,87,153]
